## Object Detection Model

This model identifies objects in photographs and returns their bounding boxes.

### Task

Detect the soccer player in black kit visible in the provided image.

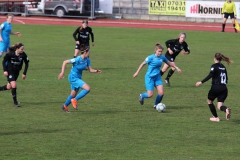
[0,42,29,107]
[196,53,232,122]
[160,32,190,86]
[73,20,94,58]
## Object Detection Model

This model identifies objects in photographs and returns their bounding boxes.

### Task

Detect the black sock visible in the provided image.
[160,71,164,76]
[0,85,7,91]
[208,104,218,117]
[220,105,227,112]
[11,88,18,104]
[222,23,225,31]
[166,69,174,79]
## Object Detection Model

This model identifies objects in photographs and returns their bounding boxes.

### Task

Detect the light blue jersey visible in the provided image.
[69,56,91,79]
[0,21,12,53]
[144,54,169,91]
[145,54,168,78]
[68,56,91,90]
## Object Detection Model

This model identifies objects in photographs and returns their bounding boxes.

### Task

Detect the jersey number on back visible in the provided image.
[220,73,227,84]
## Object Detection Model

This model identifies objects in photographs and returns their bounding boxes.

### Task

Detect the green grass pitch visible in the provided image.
[0,24,240,159]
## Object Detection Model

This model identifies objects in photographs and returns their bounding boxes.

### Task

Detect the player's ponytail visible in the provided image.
[215,53,233,65]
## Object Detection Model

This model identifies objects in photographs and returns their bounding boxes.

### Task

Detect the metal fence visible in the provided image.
[113,0,148,15]
[0,0,102,18]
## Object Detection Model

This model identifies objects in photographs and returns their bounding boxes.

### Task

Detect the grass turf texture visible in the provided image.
[0,24,240,159]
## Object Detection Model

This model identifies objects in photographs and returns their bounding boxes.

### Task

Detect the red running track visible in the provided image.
[0,15,237,33]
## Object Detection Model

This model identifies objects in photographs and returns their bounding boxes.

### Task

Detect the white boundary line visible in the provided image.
[0,16,221,28]
[14,19,25,24]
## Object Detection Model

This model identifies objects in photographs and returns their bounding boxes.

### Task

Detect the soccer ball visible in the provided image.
[156,103,166,112]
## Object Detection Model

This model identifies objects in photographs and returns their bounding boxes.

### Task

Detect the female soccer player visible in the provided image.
[58,44,101,113]
[133,43,182,108]
[0,42,29,107]
[0,14,21,58]
[221,0,237,33]
[73,20,94,57]
[196,53,232,122]
[160,32,190,87]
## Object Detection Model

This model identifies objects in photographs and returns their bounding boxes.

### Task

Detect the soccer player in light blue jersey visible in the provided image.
[133,43,182,109]
[0,14,21,58]
[58,44,102,113]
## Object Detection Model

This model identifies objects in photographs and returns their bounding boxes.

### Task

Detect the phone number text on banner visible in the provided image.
[149,0,186,15]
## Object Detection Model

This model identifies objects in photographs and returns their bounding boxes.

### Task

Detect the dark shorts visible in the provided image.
[208,85,228,102]
[224,12,235,19]
[75,43,90,50]
[7,71,19,82]
[165,54,175,62]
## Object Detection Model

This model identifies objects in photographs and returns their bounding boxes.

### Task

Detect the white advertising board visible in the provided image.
[186,1,223,18]
[186,1,240,19]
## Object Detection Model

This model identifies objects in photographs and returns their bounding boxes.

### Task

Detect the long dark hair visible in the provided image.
[215,53,232,65]
[8,42,24,52]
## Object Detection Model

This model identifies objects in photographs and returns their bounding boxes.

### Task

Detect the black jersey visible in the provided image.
[2,51,29,75]
[201,63,228,85]
[73,26,94,44]
[165,39,190,58]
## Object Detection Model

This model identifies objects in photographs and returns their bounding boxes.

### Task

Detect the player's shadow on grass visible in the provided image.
[167,105,194,110]
[21,101,63,105]
[0,128,67,136]
[231,119,240,124]
[70,109,149,114]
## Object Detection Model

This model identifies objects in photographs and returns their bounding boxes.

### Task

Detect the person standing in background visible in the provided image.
[73,20,94,58]
[221,0,237,33]
[0,14,21,58]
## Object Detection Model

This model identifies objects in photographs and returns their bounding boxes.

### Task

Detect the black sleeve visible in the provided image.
[165,39,175,49]
[183,42,190,54]
[2,53,10,72]
[73,27,80,41]
[89,27,94,42]
[201,72,213,83]
[22,53,29,75]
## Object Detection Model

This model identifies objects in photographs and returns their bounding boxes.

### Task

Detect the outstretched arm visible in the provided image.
[58,60,70,79]
[11,31,21,37]
[167,61,182,73]
[88,66,101,73]
[196,72,213,87]
[133,61,146,78]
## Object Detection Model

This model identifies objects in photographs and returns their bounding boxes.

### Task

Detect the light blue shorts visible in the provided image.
[68,74,86,92]
[145,74,163,91]
[0,40,10,53]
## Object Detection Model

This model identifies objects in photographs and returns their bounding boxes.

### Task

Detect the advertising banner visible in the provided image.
[186,1,240,19]
[149,0,186,15]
